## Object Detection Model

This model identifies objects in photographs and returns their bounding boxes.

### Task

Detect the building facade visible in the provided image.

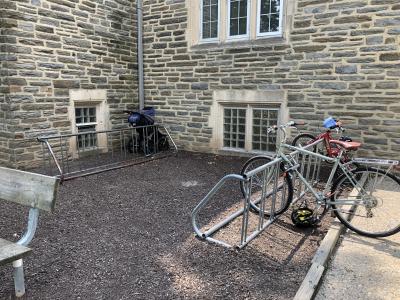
[0,0,138,168]
[142,0,400,159]
[1,0,399,168]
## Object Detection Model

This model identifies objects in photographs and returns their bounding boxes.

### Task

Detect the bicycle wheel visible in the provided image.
[240,156,293,216]
[331,167,400,237]
[292,133,317,150]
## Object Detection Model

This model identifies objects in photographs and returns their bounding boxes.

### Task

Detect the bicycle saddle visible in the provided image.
[330,140,361,151]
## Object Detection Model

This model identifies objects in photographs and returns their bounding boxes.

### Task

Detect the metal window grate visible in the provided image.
[75,107,97,150]
[223,108,246,149]
[259,0,281,33]
[252,108,278,152]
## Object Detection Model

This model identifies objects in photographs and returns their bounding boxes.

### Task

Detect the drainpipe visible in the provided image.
[137,0,145,110]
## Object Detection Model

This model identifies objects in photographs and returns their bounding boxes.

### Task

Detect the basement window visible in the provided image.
[223,105,279,152]
[75,107,97,150]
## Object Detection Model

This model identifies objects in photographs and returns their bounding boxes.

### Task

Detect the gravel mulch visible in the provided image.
[0,151,331,299]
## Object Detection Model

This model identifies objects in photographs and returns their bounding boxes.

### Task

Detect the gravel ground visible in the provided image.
[1,151,331,300]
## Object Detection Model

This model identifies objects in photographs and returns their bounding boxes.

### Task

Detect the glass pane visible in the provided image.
[224,139,230,147]
[203,23,210,39]
[230,19,238,36]
[211,0,218,4]
[211,5,218,21]
[260,15,270,33]
[204,6,210,22]
[239,18,247,35]
[211,21,218,37]
[224,108,247,149]
[252,108,278,152]
[259,0,280,33]
[270,14,279,32]
[260,0,270,14]
[231,1,239,17]
[271,0,280,14]
[239,0,247,17]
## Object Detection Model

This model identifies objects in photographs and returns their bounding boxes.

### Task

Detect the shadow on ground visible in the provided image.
[0,152,330,299]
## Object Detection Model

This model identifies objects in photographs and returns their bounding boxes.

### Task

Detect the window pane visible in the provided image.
[223,108,246,149]
[77,125,97,149]
[211,5,218,21]
[230,0,247,36]
[270,14,279,31]
[203,23,211,39]
[230,19,238,35]
[239,18,247,35]
[211,21,218,37]
[260,15,270,33]
[252,108,279,152]
[202,0,219,39]
[271,0,280,14]
[239,0,247,17]
[259,0,281,33]
[260,0,270,14]
[231,1,239,17]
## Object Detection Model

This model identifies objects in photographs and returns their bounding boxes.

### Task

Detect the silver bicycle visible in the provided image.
[242,121,400,238]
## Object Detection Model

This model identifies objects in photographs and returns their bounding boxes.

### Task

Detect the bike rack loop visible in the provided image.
[191,157,285,249]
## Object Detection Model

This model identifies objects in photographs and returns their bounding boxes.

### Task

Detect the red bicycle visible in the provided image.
[291,119,360,167]
[239,119,360,216]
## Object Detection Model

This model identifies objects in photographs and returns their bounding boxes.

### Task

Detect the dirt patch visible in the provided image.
[0,151,331,299]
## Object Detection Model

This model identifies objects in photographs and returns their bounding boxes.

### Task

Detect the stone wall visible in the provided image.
[0,0,138,168]
[142,0,400,159]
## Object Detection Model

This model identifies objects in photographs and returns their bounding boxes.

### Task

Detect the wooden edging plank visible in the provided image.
[293,221,345,300]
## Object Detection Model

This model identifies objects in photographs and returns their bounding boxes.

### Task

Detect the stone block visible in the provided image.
[53,80,80,89]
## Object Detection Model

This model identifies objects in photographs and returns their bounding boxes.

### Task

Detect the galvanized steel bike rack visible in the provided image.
[191,139,323,249]
[192,157,287,249]
[37,124,177,181]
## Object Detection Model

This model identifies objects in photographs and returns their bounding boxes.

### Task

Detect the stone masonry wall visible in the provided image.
[142,0,400,159]
[0,0,138,168]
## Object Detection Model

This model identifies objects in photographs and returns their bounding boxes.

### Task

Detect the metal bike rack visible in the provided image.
[192,157,289,249]
[37,124,177,181]
[288,139,325,205]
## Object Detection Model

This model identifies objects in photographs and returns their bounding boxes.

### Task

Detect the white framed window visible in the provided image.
[192,0,286,46]
[222,104,280,153]
[75,107,97,150]
[257,0,283,37]
[200,0,220,42]
[227,0,250,40]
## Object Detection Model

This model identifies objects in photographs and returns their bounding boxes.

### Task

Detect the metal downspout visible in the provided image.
[137,0,145,110]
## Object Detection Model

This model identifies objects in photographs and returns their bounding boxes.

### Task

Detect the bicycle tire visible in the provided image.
[240,156,293,216]
[291,133,317,151]
[331,167,400,237]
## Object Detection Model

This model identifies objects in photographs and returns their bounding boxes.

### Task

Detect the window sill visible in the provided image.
[190,36,286,52]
